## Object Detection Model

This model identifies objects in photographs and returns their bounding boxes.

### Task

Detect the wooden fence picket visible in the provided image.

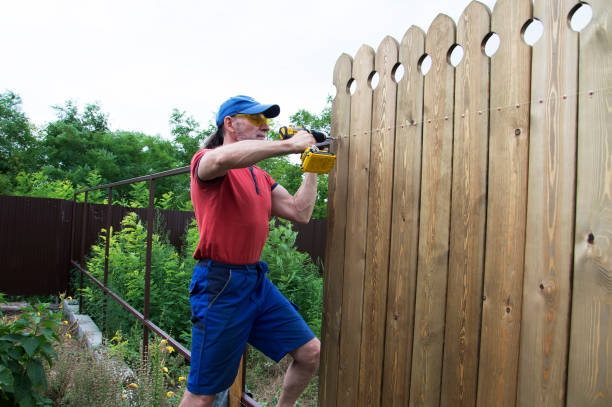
[477,0,532,406]
[567,1,612,406]
[518,0,579,405]
[441,2,490,406]
[358,35,399,407]
[410,13,456,407]
[319,52,352,407]
[336,44,375,407]
[381,25,425,407]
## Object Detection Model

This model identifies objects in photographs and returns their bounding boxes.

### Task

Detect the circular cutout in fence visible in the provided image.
[347,78,357,95]
[569,2,593,32]
[328,83,338,99]
[521,18,544,46]
[448,44,464,67]
[368,71,379,90]
[418,54,432,76]
[393,63,405,83]
[482,32,500,57]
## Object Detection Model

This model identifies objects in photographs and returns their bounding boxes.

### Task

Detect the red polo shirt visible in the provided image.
[190,149,277,264]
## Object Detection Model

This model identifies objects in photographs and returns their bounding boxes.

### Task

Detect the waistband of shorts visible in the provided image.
[198,259,261,270]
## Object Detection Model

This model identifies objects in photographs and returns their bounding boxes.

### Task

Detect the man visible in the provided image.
[179,95,321,407]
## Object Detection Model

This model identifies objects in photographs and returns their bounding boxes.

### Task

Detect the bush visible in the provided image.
[262,219,323,337]
[79,212,192,348]
[0,295,62,407]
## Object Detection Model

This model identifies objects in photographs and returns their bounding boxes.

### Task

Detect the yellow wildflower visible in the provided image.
[167,391,175,398]
[162,367,168,373]
[128,383,138,389]
[67,296,73,301]
[165,346,175,353]
[65,333,71,339]
[160,339,168,346]
[63,320,69,325]
[121,394,126,399]
[178,376,186,382]
[37,312,40,316]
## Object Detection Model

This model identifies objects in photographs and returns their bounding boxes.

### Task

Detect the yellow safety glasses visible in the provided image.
[234,113,268,127]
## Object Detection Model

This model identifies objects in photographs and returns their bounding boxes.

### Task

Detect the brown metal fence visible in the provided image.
[0,195,325,297]
[0,195,195,296]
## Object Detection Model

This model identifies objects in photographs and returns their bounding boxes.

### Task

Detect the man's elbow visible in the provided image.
[293,209,312,224]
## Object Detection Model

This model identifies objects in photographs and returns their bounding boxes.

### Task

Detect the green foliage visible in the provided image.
[261,219,323,337]
[0,299,62,407]
[0,91,42,194]
[79,212,192,347]
[288,96,332,135]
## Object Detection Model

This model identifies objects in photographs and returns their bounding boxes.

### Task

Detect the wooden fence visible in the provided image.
[319,0,610,406]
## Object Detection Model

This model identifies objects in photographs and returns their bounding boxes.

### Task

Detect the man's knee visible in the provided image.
[179,389,216,407]
[294,338,320,371]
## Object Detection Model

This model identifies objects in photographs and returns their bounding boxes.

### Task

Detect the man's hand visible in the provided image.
[288,130,317,153]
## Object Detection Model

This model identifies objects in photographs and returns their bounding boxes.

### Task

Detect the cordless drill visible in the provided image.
[278,126,336,174]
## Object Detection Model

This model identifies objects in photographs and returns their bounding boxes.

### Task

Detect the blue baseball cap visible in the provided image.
[215,95,280,127]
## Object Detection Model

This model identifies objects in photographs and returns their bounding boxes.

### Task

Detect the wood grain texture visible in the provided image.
[518,0,579,405]
[358,35,399,407]
[381,25,425,407]
[567,0,612,405]
[409,14,456,407]
[476,0,532,406]
[336,44,375,407]
[319,53,352,407]
[229,355,244,407]
[441,2,490,407]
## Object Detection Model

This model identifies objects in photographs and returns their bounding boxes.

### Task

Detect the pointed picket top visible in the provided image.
[352,44,376,95]
[333,53,353,99]
[461,0,491,23]
[375,36,399,81]
[426,13,457,78]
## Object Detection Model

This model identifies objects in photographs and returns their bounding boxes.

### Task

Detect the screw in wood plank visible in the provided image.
[515,129,521,136]
[587,233,595,244]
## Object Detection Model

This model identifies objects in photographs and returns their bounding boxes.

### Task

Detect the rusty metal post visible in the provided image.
[102,187,113,334]
[68,192,77,296]
[143,179,155,364]
[79,191,89,314]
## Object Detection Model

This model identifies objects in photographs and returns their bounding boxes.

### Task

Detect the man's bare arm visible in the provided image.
[271,172,318,224]
[197,132,315,181]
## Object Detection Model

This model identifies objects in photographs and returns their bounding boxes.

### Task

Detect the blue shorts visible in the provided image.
[187,260,315,396]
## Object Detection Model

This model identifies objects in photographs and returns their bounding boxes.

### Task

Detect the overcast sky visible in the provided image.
[1,0,514,138]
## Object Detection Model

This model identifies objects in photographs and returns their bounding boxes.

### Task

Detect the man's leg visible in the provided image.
[276,338,321,407]
[178,390,215,407]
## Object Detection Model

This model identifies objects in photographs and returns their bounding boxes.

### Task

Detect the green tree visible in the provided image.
[0,91,41,193]
[169,109,212,166]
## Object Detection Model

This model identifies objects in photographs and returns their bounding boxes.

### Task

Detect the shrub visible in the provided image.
[261,219,323,337]
[0,296,62,407]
